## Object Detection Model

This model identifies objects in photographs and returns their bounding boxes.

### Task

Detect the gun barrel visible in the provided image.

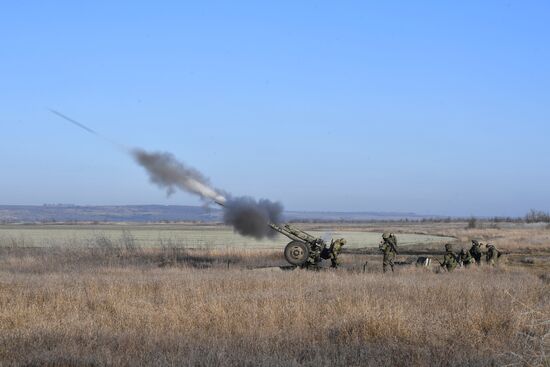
[269,223,318,244]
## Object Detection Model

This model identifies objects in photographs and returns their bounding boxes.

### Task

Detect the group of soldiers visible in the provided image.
[376,233,501,272]
[326,232,502,272]
[439,240,502,271]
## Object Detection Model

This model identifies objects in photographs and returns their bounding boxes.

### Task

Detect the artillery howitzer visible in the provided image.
[214,200,336,267]
[269,223,330,267]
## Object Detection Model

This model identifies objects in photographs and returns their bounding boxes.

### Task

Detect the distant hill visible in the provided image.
[0,205,436,223]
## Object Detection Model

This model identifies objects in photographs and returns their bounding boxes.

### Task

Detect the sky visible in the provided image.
[1,1,549,216]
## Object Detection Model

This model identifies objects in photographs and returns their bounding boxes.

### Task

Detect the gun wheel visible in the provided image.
[284,241,310,266]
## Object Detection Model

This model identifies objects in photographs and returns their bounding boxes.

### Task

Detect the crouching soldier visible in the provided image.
[469,240,482,265]
[440,243,459,272]
[329,238,346,268]
[458,248,474,267]
[379,232,398,273]
[485,243,501,266]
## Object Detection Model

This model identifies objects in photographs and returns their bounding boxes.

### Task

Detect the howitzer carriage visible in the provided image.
[269,223,332,267]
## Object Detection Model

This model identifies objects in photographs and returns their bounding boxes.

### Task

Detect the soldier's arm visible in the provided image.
[388,238,398,254]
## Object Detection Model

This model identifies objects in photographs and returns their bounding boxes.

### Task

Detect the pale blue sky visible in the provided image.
[1,1,549,216]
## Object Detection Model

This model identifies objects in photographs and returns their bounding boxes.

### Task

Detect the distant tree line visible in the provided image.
[524,209,550,223]
[290,209,550,225]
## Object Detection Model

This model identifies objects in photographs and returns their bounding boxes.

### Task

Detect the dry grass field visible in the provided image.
[0,222,549,366]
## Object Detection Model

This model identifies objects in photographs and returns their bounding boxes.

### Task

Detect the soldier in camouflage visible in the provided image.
[329,238,346,268]
[485,243,501,266]
[440,243,459,272]
[458,248,474,267]
[469,240,482,265]
[379,232,398,273]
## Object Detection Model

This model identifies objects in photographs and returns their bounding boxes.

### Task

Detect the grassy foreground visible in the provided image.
[0,248,548,366]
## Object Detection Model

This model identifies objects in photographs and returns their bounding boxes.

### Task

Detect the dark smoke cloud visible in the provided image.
[223,197,283,239]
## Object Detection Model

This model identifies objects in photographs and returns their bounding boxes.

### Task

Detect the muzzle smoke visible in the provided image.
[223,197,283,239]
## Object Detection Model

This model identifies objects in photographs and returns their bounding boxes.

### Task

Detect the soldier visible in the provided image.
[329,238,346,268]
[379,232,398,273]
[440,243,459,272]
[458,248,474,267]
[485,243,501,266]
[469,239,482,265]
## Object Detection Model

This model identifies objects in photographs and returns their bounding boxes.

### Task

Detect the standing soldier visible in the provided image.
[469,240,482,265]
[458,248,474,267]
[379,232,398,273]
[329,238,346,268]
[485,243,501,266]
[440,243,459,272]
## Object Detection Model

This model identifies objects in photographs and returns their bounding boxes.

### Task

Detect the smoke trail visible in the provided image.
[48,108,126,151]
[131,149,227,203]
[223,197,283,239]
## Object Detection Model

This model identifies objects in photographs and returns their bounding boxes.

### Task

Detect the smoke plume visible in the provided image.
[132,149,227,203]
[132,148,283,238]
[223,197,283,239]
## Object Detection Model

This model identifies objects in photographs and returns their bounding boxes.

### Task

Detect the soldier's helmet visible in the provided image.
[472,239,479,245]
[445,243,453,251]
[382,232,390,239]
[340,238,347,245]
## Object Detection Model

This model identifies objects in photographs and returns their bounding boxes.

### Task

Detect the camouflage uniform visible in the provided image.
[441,244,458,272]
[485,243,501,266]
[328,238,346,268]
[469,240,482,265]
[379,232,397,273]
[458,248,474,267]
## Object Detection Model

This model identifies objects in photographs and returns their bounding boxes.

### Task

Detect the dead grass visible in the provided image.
[0,246,548,367]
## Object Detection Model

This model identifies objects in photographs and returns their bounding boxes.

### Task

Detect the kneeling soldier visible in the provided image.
[441,243,459,272]
[458,248,474,267]
[485,243,501,266]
